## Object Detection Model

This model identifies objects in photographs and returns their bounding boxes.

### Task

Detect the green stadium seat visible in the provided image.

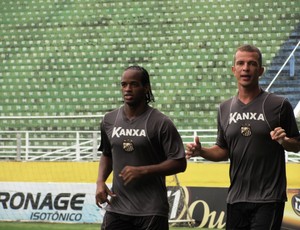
[0,0,299,132]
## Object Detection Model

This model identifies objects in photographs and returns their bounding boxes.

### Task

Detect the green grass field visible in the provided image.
[0,222,210,230]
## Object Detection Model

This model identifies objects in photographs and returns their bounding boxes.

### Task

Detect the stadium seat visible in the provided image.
[0,0,299,132]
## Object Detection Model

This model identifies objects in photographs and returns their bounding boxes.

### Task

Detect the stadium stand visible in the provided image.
[260,23,300,108]
[0,0,300,160]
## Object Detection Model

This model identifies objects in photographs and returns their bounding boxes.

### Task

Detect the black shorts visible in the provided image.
[226,202,285,230]
[101,211,169,230]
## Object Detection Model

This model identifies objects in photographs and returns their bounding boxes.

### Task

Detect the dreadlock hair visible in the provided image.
[125,65,155,104]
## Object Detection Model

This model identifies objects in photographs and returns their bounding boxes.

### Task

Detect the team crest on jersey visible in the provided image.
[123,139,134,152]
[241,123,252,137]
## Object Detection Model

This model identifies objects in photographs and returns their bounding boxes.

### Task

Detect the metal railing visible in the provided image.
[265,40,300,92]
[0,129,217,162]
[0,129,299,162]
[0,131,100,161]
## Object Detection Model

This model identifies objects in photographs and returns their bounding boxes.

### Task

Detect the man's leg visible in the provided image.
[226,203,251,230]
[101,212,133,230]
[251,202,285,230]
[133,215,169,230]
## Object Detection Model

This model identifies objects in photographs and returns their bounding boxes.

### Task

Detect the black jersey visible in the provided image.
[99,105,185,217]
[216,90,299,204]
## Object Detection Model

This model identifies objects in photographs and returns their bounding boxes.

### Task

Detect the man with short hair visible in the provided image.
[186,44,300,229]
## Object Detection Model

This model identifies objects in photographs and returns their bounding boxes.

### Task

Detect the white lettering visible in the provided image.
[229,112,265,124]
[112,127,146,138]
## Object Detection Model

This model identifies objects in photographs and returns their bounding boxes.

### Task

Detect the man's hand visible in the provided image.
[185,136,202,159]
[95,182,116,208]
[119,166,143,186]
[270,127,286,144]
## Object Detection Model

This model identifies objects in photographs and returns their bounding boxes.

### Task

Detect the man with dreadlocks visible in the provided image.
[95,65,186,230]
